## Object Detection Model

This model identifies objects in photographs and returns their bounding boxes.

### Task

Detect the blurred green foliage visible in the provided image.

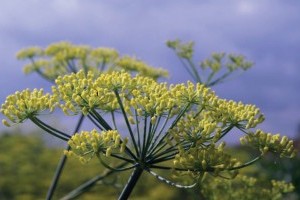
[0,132,114,199]
[0,132,183,199]
[0,132,297,199]
[257,152,300,199]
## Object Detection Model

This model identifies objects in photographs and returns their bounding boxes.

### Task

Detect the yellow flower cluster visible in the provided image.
[44,42,119,71]
[169,95,268,180]
[16,47,43,59]
[16,42,168,81]
[240,130,296,158]
[94,70,136,92]
[173,143,239,178]
[170,97,264,149]
[23,60,53,75]
[89,47,119,66]
[44,41,73,55]
[169,81,214,105]
[52,70,117,115]
[54,70,224,121]
[1,89,56,126]
[124,76,175,118]
[208,99,265,129]
[169,82,263,130]
[170,112,221,145]
[54,70,176,117]
[53,70,267,135]
[65,129,127,163]
[46,42,90,61]
[17,42,101,80]
[116,56,168,80]
[2,69,295,181]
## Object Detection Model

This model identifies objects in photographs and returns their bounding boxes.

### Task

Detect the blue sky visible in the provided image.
[0,0,299,140]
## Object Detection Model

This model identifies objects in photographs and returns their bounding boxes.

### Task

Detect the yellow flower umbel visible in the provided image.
[2,69,296,192]
[16,46,43,59]
[116,56,168,80]
[51,70,119,115]
[50,71,295,177]
[65,129,127,163]
[53,70,175,119]
[1,89,56,126]
[240,130,296,158]
[206,99,265,129]
[1,89,70,141]
[173,143,239,179]
[16,42,168,82]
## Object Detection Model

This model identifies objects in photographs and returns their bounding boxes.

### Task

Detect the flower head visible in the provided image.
[240,130,296,158]
[1,89,56,126]
[16,47,43,59]
[65,129,127,163]
[17,42,168,81]
[116,56,168,80]
[54,70,173,116]
[173,143,239,179]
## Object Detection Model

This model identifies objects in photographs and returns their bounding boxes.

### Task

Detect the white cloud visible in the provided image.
[236,1,256,15]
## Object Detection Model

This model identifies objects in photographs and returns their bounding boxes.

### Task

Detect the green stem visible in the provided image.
[100,60,107,72]
[114,90,140,157]
[146,116,161,152]
[61,162,128,200]
[29,58,54,83]
[33,117,70,138]
[212,125,234,142]
[144,118,153,158]
[87,115,104,130]
[228,154,263,170]
[207,71,231,87]
[30,117,70,141]
[98,154,137,171]
[147,111,171,154]
[66,59,77,73]
[141,116,148,159]
[118,167,144,200]
[149,103,190,156]
[90,109,112,130]
[46,114,85,200]
[187,59,202,83]
[134,110,141,153]
[177,56,196,81]
[206,71,216,85]
[111,111,117,130]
